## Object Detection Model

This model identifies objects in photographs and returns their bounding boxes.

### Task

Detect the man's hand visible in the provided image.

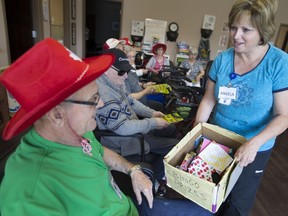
[152,111,165,118]
[154,118,170,129]
[153,112,170,128]
[130,170,154,208]
[144,85,157,94]
[145,82,156,86]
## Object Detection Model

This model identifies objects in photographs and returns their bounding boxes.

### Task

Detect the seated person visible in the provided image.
[123,43,149,77]
[0,38,150,215]
[123,44,164,112]
[0,38,212,216]
[180,47,205,87]
[94,48,179,183]
[146,43,170,82]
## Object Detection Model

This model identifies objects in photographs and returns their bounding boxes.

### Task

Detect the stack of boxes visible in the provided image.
[175,41,189,66]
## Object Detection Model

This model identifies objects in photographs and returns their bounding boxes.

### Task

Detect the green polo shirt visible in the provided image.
[0,129,138,216]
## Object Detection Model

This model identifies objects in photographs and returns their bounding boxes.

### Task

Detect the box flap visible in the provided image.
[224,163,243,200]
[164,123,202,165]
[202,123,247,149]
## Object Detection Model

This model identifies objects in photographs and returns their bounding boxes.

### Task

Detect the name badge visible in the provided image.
[218,86,237,100]
[218,86,237,105]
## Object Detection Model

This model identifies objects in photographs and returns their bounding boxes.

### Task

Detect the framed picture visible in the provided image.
[71,23,76,45]
[275,23,288,53]
[71,0,76,20]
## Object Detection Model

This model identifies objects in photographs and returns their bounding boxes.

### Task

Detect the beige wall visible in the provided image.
[121,0,288,62]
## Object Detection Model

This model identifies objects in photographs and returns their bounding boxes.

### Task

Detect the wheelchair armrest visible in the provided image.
[93,128,146,162]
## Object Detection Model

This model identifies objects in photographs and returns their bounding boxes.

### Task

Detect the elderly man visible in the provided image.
[0,38,212,216]
[94,48,179,185]
[0,38,152,215]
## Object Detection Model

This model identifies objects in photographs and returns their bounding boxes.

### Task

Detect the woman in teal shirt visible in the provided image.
[194,0,288,215]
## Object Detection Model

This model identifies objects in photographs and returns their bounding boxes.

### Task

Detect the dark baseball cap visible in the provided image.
[103,48,134,71]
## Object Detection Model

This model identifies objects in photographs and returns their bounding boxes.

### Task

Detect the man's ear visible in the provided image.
[46,106,66,125]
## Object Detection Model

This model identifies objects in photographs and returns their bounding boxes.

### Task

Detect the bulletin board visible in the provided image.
[143,18,167,46]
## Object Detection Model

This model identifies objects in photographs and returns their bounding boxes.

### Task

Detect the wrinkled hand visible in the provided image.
[145,85,157,94]
[153,111,165,118]
[154,118,170,129]
[234,140,259,167]
[131,170,154,208]
[145,82,156,86]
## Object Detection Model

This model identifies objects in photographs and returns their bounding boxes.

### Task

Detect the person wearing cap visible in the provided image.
[146,43,170,82]
[104,40,164,112]
[94,48,179,184]
[0,38,213,216]
[0,38,153,215]
[93,49,214,215]
[102,38,125,51]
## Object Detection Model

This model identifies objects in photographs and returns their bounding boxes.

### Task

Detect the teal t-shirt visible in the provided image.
[0,129,138,216]
[209,45,288,151]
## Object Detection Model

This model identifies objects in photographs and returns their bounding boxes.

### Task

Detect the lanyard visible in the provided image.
[228,72,237,87]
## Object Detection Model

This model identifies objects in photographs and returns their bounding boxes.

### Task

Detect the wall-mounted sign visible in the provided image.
[131,20,144,37]
[143,18,167,48]
[202,15,216,30]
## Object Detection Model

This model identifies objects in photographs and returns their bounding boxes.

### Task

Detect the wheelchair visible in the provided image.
[144,65,205,136]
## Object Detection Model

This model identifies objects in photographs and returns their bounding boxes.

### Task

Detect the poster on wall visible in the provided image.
[219,35,228,47]
[131,20,145,36]
[202,15,216,30]
[143,18,167,52]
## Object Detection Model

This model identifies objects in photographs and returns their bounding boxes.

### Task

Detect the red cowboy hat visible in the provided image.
[0,38,114,140]
[152,43,167,55]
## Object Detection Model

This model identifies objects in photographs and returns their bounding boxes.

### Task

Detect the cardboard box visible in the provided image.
[164,123,247,213]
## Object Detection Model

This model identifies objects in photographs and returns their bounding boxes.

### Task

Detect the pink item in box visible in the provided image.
[199,138,230,153]
[180,152,194,171]
[187,156,218,182]
[198,142,233,173]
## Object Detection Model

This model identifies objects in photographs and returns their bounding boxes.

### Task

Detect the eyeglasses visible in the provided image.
[112,66,129,76]
[63,93,100,107]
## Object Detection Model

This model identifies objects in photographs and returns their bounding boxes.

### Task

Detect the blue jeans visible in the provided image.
[132,196,213,216]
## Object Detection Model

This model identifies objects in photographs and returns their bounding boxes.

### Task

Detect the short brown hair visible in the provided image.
[228,0,278,45]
